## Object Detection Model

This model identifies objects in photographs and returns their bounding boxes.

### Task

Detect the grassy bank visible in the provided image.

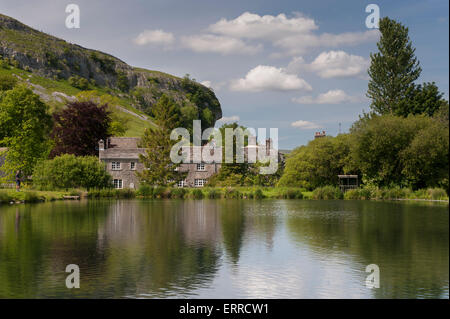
[2,186,447,205]
[0,189,77,204]
[87,185,448,201]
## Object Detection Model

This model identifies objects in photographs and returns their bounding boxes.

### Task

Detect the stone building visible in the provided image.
[98,137,221,189]
[99,136,282,189]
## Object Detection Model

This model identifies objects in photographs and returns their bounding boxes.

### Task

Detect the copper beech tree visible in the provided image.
[50,101,111,157]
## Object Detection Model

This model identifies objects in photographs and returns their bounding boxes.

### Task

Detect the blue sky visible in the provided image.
[1,0,448,149]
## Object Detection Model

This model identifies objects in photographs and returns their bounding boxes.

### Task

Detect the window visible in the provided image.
[113,179,123,189]
[111,162,121,170]
[194,179,206,187]
[178,180,187,188]
[130,162,136,170]
[196,163,205,171]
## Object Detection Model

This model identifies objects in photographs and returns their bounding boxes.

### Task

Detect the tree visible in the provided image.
[50,101,111,157]
[367,17,421,115]
[137,94,183,186]
[277,134,355,189]
[0,86,53,180]
[0,74,17,91]
[401,121,449,190]
[397,82,448,117]
[32,154,112,190]
[349,114,437,187]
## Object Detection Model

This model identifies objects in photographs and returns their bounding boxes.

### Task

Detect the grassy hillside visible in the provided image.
[0,13,222,136]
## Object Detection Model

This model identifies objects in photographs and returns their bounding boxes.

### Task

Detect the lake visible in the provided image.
[0,199,448,298]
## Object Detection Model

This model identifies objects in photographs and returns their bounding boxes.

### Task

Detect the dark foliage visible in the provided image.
[50,101,111,157]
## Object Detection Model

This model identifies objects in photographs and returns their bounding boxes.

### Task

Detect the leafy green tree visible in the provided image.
[32,154,112,190]
[0,86,53,180]
[117,71,129,92]
[349,114,434,187]
[367,17,421,115]
[137,94,183,186]
[401,121,449,190]
[278,134,355,189]
[207,123,253,186]
[397,82,448,117]
[0,74,17,91]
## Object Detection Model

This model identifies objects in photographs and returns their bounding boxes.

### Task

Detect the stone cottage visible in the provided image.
[98,137,222,189]
[99,137,283,189]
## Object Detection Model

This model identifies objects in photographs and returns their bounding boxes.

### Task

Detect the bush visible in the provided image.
[171,187,187,199]
[0,74,18,91]
[191,189,204,199]
[24,191,42,203]
[33,154,112,190]
[136,184,153,197]
[224,187,242,199]
[254,188,265,199]
[427,188,448,200]
[312,186,343,200]
[206,188,221,199]
[283,189,303,199]
[153,186,166,198]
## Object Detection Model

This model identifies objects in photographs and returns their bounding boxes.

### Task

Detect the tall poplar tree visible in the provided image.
[137,94,183,186]
[367,17,421,115]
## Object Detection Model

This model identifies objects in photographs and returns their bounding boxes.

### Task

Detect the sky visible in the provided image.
[0,0,448,149]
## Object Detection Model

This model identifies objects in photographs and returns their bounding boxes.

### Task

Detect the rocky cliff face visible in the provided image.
[0,13,222,125]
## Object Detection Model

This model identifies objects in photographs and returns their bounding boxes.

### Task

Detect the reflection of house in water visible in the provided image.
[178,201,222,245]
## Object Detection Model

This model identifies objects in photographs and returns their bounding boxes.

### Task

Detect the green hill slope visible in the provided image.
[0,13,222,137]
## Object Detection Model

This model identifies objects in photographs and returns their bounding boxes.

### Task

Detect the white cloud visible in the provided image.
[273,30,379,55]
[207,12,379,56]
[230,65,312,92]
[133,29,175,46]
[181,34,262,55]
[291,120,321,129]
[287,51,369,78]
[309,51,369,78]
[208,12,317,40]
[293,89,362,104]
[216,115,240,123]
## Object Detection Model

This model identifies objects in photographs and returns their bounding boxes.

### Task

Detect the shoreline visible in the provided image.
[1,187,448,205]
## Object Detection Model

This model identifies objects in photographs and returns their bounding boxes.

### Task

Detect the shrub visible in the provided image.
[171,187,187,199]
[224,187,242,199]
[427,188,448,200]
[153,186,166,198]
[312,186,343,200]
[344,189,361,200]
[206,188,221,199]
[0,74,18,91]
[24,191,41,203]
[283,189,303,199]
[254,188,265,199]
[0,190,10,203]
[192,189,204,199]
[33,154,112,190]
[137,184,153,197]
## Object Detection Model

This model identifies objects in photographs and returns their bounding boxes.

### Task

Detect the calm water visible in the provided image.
[0,199,448,299]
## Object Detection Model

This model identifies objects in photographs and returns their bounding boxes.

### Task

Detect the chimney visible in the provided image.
[99,139,105,151]
[265,138,272,156]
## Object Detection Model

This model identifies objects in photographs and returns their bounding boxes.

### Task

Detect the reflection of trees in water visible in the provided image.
[0,201,110,298]
[93,200,222,298]
[285,200,449,298]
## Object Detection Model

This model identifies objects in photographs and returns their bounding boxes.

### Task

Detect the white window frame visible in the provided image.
[196,163,206,171]
[130,162,136,170]
[111,162,121,170]
[178,179,187,188]
[194,179,206,187]
[113,179,123,189]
